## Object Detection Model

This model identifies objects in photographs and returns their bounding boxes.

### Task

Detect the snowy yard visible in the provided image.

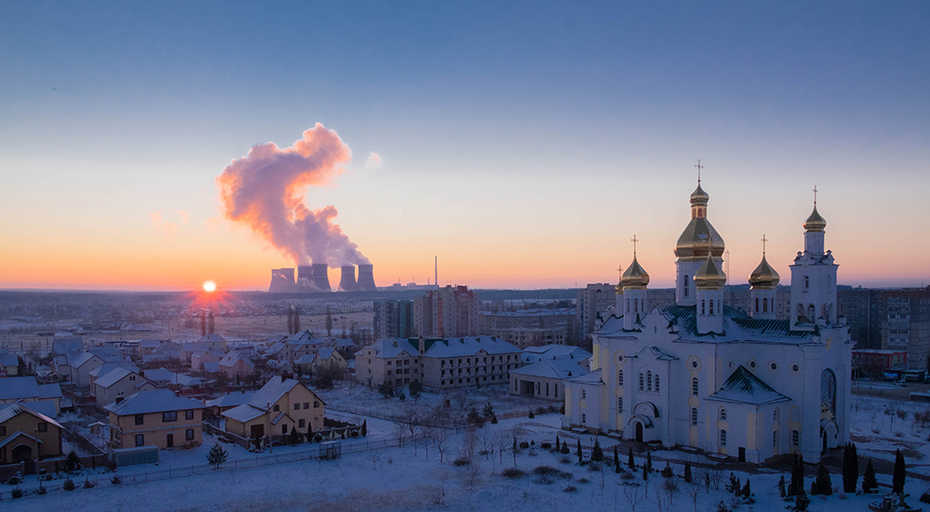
[4,412,929,511]
[317,381,557,424]
[849,395,930,473]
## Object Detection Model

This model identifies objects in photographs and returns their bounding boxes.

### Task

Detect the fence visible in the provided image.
[3,435,420,502]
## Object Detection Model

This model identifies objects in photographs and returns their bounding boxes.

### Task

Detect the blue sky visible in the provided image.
[1,1,928,290]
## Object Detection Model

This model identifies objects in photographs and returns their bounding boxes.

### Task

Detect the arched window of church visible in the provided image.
[701,300,706,316]
[807,304,815,321]
[655,374,660,392]
[755,297,759,313]
[796,303,804,322]
[709,300,714,315]
[639,373,644,391]
[618,369,623,386]
[773,408,779,423]
[626,298,630,313]
[719,408,727,421]
[691,377,699,396]
[804,276,810,289]
[763,298,768,313]
[647,370,653,391]
[720,429,727,447]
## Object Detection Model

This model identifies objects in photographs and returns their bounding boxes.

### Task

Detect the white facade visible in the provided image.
[564,183,852,464]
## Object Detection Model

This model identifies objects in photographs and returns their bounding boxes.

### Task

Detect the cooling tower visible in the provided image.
[311,263,331,291]
[356,264,376,291]
[269,268,296,293]
[339,265,357,291]
[297,265,313,289]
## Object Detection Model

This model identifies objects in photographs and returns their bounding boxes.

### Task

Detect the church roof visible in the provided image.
[804,206,827,232]
[674,217,726,260]
[749,255,780,289]
[661,304,814,344]
[621,257,650,289]
[706,366,791,405]
[693,254,726,289]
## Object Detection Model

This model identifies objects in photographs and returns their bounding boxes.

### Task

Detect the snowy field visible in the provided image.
[4,412,929,511]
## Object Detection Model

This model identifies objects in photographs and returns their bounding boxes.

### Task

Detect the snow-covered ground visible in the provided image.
[4,412,929,511]
[849,395,930,473]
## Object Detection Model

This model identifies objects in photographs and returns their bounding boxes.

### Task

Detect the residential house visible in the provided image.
[218,352,254,381]
[190,350,224,372]
[94,367,155,408]
[294,348,347,375]
[143,368,205,390]
[88,361,140,389]
[222,376,324,441]
[0,377,63,415]
[106,389,204,450]
[204,391,254,416]
[0,404,63,466]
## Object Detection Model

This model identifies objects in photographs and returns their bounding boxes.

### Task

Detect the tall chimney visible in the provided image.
[434,256,438,288]
[310,263,331,291]
[208,311,215,335]
[293,305,300,332]
[356,264,376,291]
[339,265,357,291]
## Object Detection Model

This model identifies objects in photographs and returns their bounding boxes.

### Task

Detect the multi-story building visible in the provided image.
[480,308,575,346]
[838,286,930,369]
[222,376,325,441]
[106,389,204,450]
[575,284,615,342]
[373,300,415,339]
[354,336,521,390]
[0,404,63,467]
[510,345,592,401]
[414,286,479,338]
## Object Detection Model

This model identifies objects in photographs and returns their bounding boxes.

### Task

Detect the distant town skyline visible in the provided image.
[2,1,928,291]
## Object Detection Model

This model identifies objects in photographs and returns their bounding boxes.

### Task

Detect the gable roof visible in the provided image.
[521,345,591,363]
[222,403,266,423]
[95,367,143,389]
[248,376,314,409]
[511,359,588,380]
[0,403,63,430]
[0,377,62,400]
[205,391,254,409]
[421,336,521,358]
[706,366,791,405]
[0,431,44,449]
[69,351,102,368]
[661,304,815,344]
[104,389,202,415]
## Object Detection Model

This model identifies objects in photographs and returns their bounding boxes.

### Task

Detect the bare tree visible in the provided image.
[431,427,450,463]
[686,483,701,512]
[622,482,643,512]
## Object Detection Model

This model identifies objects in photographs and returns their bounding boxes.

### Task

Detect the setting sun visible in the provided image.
[202,280,216,293]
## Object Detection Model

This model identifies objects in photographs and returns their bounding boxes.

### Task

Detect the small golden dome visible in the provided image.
[690,184,709,206]
[693,254,726,289]
[804,207,827,232]
[621,257,649,289]
[675,218,725,261]
[749,255,779,289]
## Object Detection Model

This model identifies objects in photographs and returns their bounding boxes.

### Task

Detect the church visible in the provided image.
[563,180,851,464]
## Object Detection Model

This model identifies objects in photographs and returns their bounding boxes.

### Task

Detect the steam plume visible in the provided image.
[217,123,368,266]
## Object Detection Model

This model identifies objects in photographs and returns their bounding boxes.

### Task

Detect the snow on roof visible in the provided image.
[0,403,63,429]
[205,391,254,409]
[362,338,419,359]
[69,351,101,368]
[511,359,588,380]
[567,368,603,385]
[421,336,521,358]
[295,353,317,365]
[706,366,791,405]
[90,361,139,379]
[0,376,62,400]
[95,367,138,388]
[104,389,202,415]
[222,403,265,423]
[89,346,124,362]
[521,345,591,363]
[52,336,83,355]
[662,305,815,344]
[248,376,300,409]
[219,352,254,367]
[202,362,220,373]
[316,347,336,360]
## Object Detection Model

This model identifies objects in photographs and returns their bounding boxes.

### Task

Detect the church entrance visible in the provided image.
[635,422,643,443]
[738,447,746,462]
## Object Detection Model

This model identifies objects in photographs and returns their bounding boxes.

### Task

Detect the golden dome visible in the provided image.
[803,207,827,232]
[690,184,709,206]
[748,255,779,289]
[675,218,725,261]
[693,254,726,289]
[621,257,650,289]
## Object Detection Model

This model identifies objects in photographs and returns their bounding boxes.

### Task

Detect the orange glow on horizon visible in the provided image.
[202,280,217,293]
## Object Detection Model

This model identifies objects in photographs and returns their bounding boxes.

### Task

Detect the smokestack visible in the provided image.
[208,311,215,335]
[339,265,357,291]
[269,268,295,293]
[311,263,331,291]
[356,264,376,291]
[293,306,300,332]
[434,256,438,288]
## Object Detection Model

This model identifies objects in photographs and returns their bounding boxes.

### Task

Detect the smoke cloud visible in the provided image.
[217,123,369,266]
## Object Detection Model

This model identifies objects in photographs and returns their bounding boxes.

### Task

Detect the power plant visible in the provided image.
[268,263,376,292]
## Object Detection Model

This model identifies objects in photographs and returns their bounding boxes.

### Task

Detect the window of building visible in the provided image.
[299,418,305,428]
[639,373,644,391]
[691,408,698,426]
[691,377,699,396]
[313,401,320,408]
[135,414,144,426]
[581,413,586,423]
[773,408,779,422]
[185,410,194,420]
[770,362,777,370]
[701,300,706,315]
[719,408,727,421]
[792,430,800,447]
[617,397,623,412]
[773,430,778,449]
[282,424,288,434]
[163,411,178,423]
[683,275,689,297]
[581,389,587,399]
[709,300,714,315]
[618,369,623,386]
[720,429,727,447]
[804,276,809,289]
[763,298,769,313]
[294,403,300,410]
[186,429,194,441]
[655,374,660,392]
[273,404,280,412]
[755,297,759,313]
[135,434,145,447]
[647,371,652,391]
[37,422,47,432]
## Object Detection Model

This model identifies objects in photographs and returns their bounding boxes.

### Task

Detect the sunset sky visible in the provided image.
[1,1,928,291]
